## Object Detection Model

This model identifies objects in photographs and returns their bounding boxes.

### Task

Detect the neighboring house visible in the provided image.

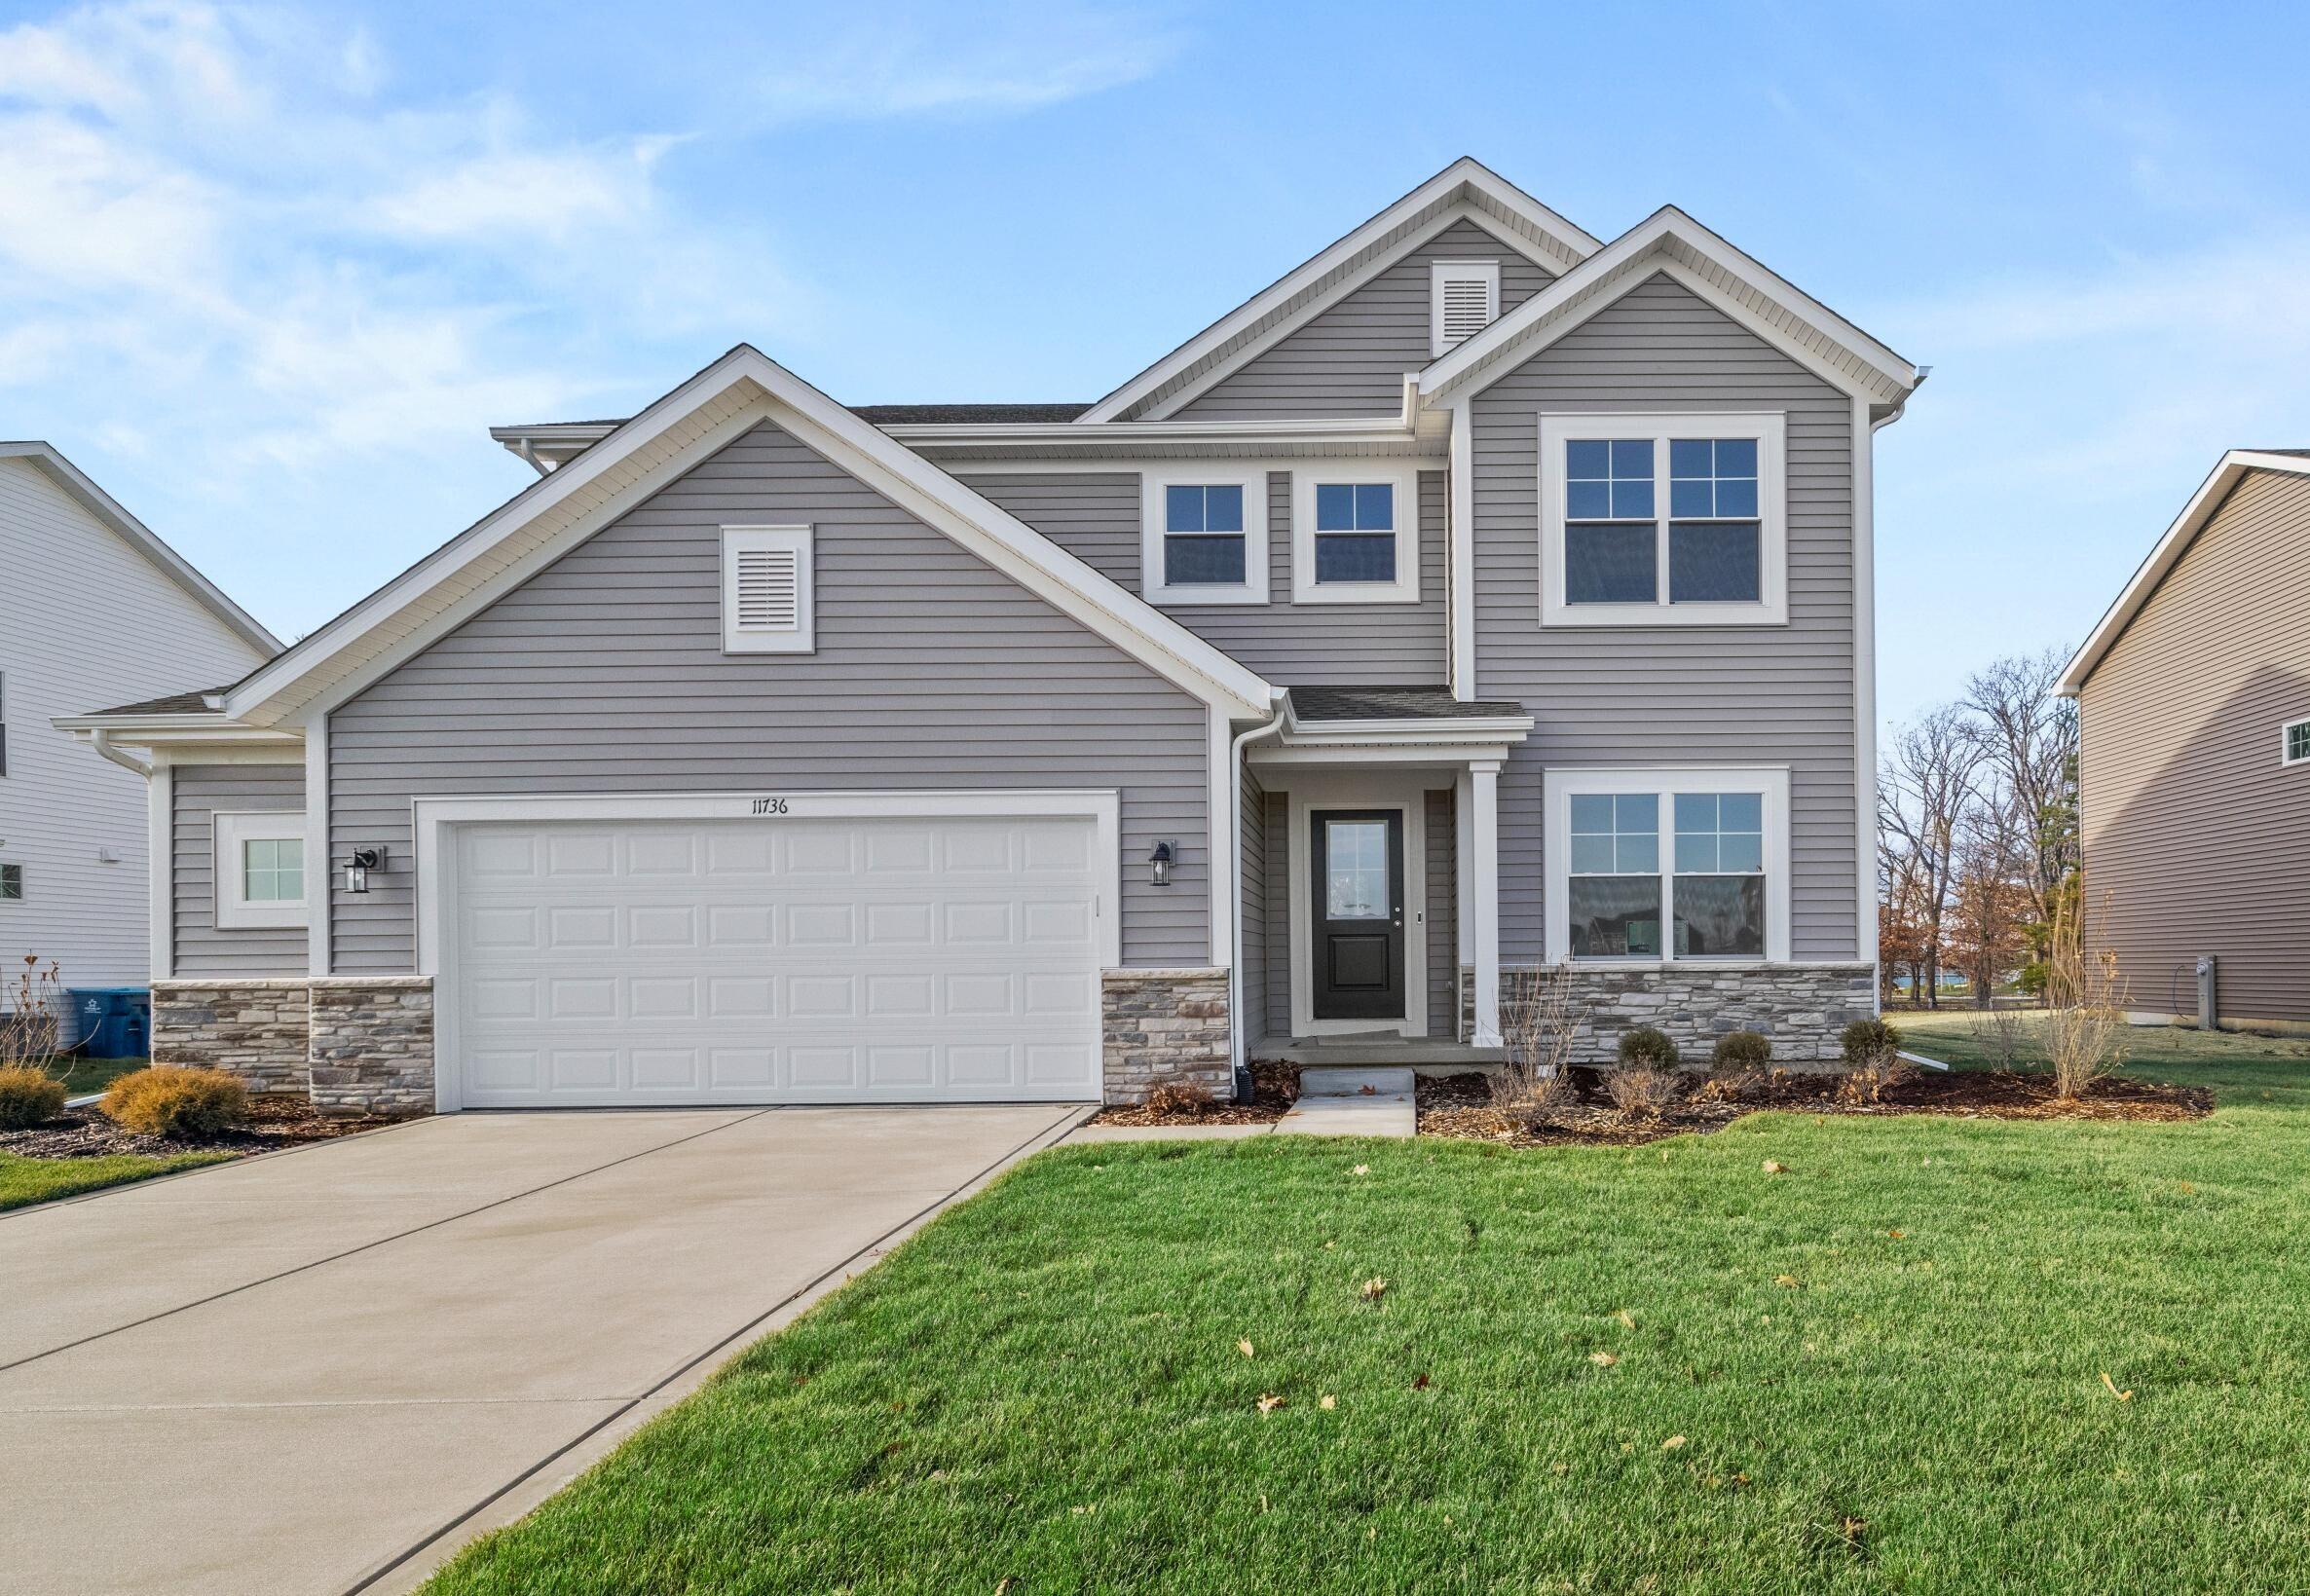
[59,159,1919,1114]
[0,442,279,1005]
[2057,449,2310,1034]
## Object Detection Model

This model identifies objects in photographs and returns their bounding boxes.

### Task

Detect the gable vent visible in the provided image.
[722,525,815,653]
[1431,260,1502,357]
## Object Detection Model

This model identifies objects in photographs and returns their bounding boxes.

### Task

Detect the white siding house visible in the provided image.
[0,443,277,995]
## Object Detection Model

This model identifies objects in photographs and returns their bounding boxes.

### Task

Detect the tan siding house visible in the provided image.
[2060,452,2310,1031]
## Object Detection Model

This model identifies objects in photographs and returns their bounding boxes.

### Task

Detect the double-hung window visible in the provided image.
[213,811,309,930]
[2285,718,2310,766]
[1546,768,1789,963]
[1540,413,1786,625]
[1141,467,1268,604]
[1291,466,1421,604]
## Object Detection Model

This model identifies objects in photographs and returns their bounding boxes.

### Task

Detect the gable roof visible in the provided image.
[1079,158,1602,425]
[1418,206,1920,409]
[221,346,1274,728]
[2057,449,2310,696]
[0,441,280,655]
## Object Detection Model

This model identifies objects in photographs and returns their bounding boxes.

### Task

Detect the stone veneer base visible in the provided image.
[1101,967,1231,1105]
[151,976,436,1117]
[1462,963,1878,1063]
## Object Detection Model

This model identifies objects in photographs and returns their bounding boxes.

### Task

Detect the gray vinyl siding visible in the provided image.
[970,470,1448,687]
[1425,788,1457,1038]
[328,421,1212,972]
[2077,468,2310,1024]
[1241,763,1268,1046]
[171,763,308,977]
[1263,791,1290,1038]
[1175,219,1556,419]
[1470,273,1860,962]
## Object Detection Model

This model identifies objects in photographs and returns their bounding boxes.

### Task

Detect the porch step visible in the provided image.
[1298,1066,1416,1098]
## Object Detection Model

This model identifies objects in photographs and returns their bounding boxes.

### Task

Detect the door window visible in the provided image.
[1323,818,1392,919]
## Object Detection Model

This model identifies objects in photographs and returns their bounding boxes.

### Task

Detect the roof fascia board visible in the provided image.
[1420,209,1918,406]
[56,715,300,748]
[0,442,281,654]
[1080,161,1597,425]
[2057,451,2310,694]
[887,414,1415,444]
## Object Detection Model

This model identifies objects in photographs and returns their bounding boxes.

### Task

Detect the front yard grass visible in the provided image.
[54,1055,149,1097]
[431,1031,2310,1594]
[0,1148,231,1211]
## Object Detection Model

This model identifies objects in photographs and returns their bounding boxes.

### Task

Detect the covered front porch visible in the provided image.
[1237,687,1531,1067]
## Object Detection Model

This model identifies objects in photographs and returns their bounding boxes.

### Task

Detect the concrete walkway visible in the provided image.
[0,1103,1081,1596]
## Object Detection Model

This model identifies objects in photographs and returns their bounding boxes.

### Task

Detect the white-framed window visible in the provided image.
[1291,465,1421,605]
[1543,767,1791,964]
[213,811,309,930]
[1538,413,1787,627]
[2286,719,2310,766]
[1139,466,1269,605]
[1431,259,1501,356]
[0,862,19,902]
[721,525,814,653]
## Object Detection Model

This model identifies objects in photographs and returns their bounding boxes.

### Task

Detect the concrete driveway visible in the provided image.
[0,1103,1082,1596]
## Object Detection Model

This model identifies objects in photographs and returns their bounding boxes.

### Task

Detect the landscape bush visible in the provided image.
[1142,1078,1215,1117]
[100,1066,248,1138]
[1840,1017,1903,1064]
[1616,1025,1680,1070]
[0,1064,66,1130]
[1603,1064,1678,1121]
[1710,1030,1773,1072]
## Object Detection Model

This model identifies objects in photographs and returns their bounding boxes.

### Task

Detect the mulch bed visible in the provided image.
[1,1095,407,1161]
[1418,1066,2215,1147]
[1087,1062,1301,1128]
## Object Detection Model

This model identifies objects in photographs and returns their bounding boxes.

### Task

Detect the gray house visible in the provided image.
[59,160,1918,1112]
[2058,449,2310,1033]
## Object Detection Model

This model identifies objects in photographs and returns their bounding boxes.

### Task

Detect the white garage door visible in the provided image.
[444,813,1103,1107]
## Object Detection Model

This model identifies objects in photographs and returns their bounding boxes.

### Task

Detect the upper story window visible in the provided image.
[1431,260,1501,356]
[0,863,19,902]
[1539,413,1787,627]
[721,526,815,653]
[1140,467,1268,605]
[2286,719,2310,766]
[1291,466,1421,605]
[1546,767,1789,964]
[213,812,308,930]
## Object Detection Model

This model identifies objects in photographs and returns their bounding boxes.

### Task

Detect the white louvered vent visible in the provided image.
[722,526,814,653]
[1431,260,1502,356]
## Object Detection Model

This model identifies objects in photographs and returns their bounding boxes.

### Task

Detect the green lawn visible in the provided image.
[53,1055,148,1097]
[430,1029,2310,1594]
[1898,1009,2310,1081]
[0,1148,231,1211]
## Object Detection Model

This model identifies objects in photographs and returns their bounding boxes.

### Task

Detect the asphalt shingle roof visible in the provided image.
[1288,686,1528,722]
[84,688,229,717]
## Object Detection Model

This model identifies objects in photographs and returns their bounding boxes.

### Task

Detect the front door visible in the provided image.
[1311,809,1405,1021]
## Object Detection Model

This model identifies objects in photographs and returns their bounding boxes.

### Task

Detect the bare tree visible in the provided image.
[1878,705,1987,1008]
[1962,648,2080,929]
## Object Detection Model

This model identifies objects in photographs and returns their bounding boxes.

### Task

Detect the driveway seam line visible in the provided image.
[0,1110,775,1375]
[340,1105,1085,1596]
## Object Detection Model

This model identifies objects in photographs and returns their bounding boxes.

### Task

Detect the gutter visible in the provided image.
[86,729,154,779]
[1227,692,1290,1099]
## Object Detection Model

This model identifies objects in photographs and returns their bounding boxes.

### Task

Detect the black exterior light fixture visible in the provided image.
[1148,839,1174,886]
[344,846,385,895]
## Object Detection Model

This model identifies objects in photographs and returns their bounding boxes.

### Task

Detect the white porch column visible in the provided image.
[1469,758,1503,1047]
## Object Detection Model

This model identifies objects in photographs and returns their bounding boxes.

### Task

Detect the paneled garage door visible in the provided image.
[444,814,1103,1106]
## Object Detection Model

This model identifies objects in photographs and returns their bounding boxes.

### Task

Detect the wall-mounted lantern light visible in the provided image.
[1148,839,1174,887]
[345,846,385,895]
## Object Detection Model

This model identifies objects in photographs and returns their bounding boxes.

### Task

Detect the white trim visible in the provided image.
[1283,772,1432,1040]
[221,348,1273,727]
[1290,464,1422,605]
[1139,464,1271,605]
[2283,718,2310,767]
[1431,258,1501,357]
[1082,161,1599,424]
[212,810,311,931]
[1541,765,1792,965]
[720,525,815,652]
[1468,759,1502,1046]
[1854,397,1881,968]
[1208,709,1234,968]
[304,714,330,975]
[1537,412,1788,627]
[1448,402,1475,696]
[2058,450,2310,694]
[148,762,173,980]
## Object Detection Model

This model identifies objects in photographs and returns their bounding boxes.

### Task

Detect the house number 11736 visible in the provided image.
[751,797,789,815]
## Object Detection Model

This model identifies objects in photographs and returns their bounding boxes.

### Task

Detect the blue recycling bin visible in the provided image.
[70,988,150,1059]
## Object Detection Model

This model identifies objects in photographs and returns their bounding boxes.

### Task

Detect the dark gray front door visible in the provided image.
[1311,809,1405,1021]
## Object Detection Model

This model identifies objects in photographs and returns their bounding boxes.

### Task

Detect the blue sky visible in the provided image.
[3,2,2305,725]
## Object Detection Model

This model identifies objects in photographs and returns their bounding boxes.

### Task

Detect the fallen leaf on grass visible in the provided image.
[1360,1277,1389,1302]
[1616,1309,1637,1330]
[1320,1393,1337,1410]
[1412,1372,1432,1390]
[1256,1392,1285,1415]
[1888,1229,1906,1240]
[1238,1338,1255,1359]
[2102,1372,2135,1402]
[1662,1435,1687,1450]
[1070,1503,1098,1516]
[1550,1461,1570,1475]
[1590,1351,1620,1367]
[1352,1164,1371,1177]
[1773,1275,1801,1288]
[1763,1160,1788,1174]
[996,1580,1016,1595]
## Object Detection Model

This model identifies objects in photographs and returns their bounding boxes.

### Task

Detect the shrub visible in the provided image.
[1711,1030,1772,1072]
[1604,1064,1678,1121]
[1617,1025,1680,1070]
[100,1066,248,1138]
[1142,1078,1214,1117]
[1836,1054,1917,1105]
[1840,1018,1903,1065]
[0,1064,66,1130]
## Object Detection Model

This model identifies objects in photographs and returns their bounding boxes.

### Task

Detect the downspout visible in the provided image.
[88,729,154,779]
[1228,691,1289,1100]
